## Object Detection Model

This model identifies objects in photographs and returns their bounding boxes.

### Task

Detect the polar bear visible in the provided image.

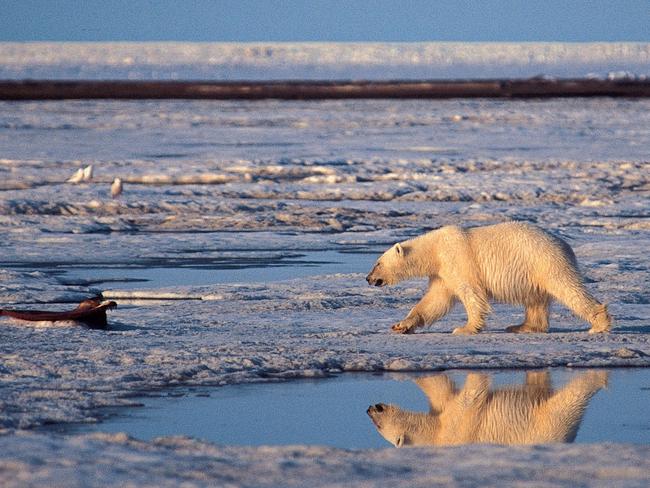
[367,371,607,447]
[366,222,611,334]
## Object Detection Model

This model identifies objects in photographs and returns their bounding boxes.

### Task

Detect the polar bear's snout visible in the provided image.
[366,265,385,286]
[367,403,386,426]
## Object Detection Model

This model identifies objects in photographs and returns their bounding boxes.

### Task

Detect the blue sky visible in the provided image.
[1,0,649,42]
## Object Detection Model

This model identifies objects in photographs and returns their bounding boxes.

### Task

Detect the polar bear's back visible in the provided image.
[467,222,580,304]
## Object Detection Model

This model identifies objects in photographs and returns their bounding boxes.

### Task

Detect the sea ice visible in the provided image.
[0,92,648,486]
[1,42,649,80]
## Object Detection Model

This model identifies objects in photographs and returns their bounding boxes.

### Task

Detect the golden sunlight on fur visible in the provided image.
[366,222,612,334]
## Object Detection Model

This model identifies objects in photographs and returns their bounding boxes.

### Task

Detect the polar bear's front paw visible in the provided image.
[391,321,415,334]
[452,326,478,335]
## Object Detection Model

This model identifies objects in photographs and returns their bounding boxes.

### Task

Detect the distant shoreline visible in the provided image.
[2,79,650,100]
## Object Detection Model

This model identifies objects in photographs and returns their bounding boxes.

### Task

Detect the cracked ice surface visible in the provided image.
[1,96,649,486]
[0,433,649,488]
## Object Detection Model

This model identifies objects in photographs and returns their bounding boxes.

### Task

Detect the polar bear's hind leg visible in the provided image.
[547,278,611,333]
[506,294,551,333]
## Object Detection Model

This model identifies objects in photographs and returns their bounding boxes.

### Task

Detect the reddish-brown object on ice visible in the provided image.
[0,299,117,329]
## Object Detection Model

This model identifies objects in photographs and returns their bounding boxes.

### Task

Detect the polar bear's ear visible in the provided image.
[395,243,404,257]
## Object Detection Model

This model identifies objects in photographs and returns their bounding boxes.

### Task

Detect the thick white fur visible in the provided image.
[366,222,611,334]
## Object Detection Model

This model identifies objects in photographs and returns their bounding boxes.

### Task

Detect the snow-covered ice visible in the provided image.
[1,42,649,80]
[0,62,649,486]
[1,433,649,488]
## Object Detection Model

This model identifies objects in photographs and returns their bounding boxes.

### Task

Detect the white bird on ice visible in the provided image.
[110,177,123,198]
[66,168,84,183]
[82,164,93,181]
[67,164,93,183]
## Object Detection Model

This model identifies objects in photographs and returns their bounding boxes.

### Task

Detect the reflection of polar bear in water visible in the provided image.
[366,222,611,334]
[367,371,607,447]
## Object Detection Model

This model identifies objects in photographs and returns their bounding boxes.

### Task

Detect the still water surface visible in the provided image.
[58,368,649,448]
[57,250,377,289]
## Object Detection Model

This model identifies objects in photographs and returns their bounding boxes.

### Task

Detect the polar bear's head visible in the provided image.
[366,243,405,286]
[367,403,435,447]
